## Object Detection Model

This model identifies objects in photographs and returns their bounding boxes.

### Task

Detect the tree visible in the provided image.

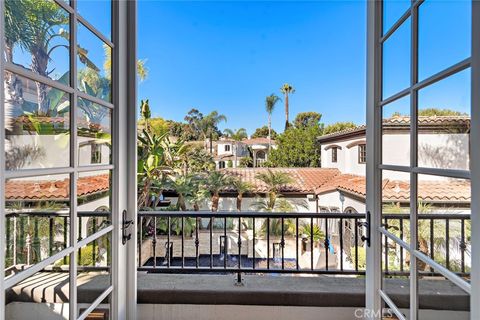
[294,112,323,129]
[266,125,322,167]
[280,83,295,130]
[223,128,248,141]
[182,145,215,175]
[205,172,232,212]
[231,178,252,212]
[138,117,170,137]
[254,170,293,210]
[165,174,197,211]
[322,121,357,135]
[186,109,227,152]
[265,94,281,149]
[251,126,278,139]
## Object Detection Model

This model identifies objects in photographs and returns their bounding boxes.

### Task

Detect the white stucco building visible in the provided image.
[213,137,276,169]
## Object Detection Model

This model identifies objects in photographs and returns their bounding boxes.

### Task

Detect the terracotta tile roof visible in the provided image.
[318,116,471,142]
[316,173,470,203]
[221,167,340,194]
[5,174,109,201]
[242,137,275,145]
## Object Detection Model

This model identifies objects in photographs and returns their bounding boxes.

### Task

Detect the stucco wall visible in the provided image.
[165,195,318,212]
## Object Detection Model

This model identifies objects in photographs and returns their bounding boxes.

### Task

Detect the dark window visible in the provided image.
[332,147,338,163]
[91,144,101,164]
[219,161,226,169]
[225,145,231,152]
[358,144,366,164]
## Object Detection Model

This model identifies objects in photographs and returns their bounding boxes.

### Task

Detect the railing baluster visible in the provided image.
[310,217,314,270]
[139,216,143,268]
[63,217,67,265]
[92,218,97,263]
[153,217,157,269]
[6,217,11,262]
[384,218,388,274]
[267,217,270,270]
[195,217,200,268]
[461,218,465,274]
[238,216,242,270]
[324,217,328,271]
[281,217,285,270]
[445,218,450,270]
[354,218,358,271]
[253,217,256,270]
[296,218,299,271]
[339,218,343,271]
[181,216,184,268]
[167,216,171,268]
[78,217,82,264]
[224,217,227,269]
[399,218,404,272]
[430,218,434,272]
[210,217,213,269]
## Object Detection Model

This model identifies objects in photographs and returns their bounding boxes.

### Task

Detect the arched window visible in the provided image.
[256,150,266,167]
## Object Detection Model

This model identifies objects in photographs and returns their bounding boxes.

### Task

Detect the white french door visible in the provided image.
[366,1,479,320]
[0,0,135,319]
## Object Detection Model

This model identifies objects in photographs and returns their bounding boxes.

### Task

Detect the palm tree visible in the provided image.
[166,174,197,211]
[194,111,227,154]
[254,169,293,210]
[280,84,295,131]
[265,94,281,150]
[231,178,251,212]
[205,172,232,212]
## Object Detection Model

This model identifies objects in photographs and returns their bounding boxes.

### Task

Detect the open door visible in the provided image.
[366,1,478,319]
[0,0,136,319]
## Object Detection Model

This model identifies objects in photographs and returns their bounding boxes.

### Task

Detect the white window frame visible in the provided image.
[366,1,478,319]
[0,0,134,319]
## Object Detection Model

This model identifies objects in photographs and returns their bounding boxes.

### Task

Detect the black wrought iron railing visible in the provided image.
[138,211,368,276]
[4,211,110,276]
[137,211,471,279]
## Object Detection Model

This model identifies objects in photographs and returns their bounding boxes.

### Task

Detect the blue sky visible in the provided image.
[138,0,367,135]
[11,0,471,135]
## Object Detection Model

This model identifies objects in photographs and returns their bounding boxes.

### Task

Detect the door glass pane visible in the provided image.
[4,174,70,278]
[417,174,471,275]
[417,259,470,318]
[383,0,411,35]
[5,256,70,320]
[77,22,112,102]
[382,95,410,166]
[77,233,111,310]
[77,97,112,166]
[78,170,112,240]
[382,239,410,318]
[382,17,411,100]
[77,0,112,40]
[3,0,70,84]
[4,72,71,170]
[418,0,471,81]
[417,69,470,171]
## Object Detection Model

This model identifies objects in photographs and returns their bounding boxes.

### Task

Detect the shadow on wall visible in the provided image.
[419,134,469,170]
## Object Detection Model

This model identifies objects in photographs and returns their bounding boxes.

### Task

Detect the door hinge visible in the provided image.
[122,210,133,245]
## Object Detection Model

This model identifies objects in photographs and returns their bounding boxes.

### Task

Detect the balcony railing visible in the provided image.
[136,211,471,279]
[4,211,471,279]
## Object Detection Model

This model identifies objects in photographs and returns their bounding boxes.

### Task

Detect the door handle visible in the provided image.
[357,211,371,247]
[122,210,133,245]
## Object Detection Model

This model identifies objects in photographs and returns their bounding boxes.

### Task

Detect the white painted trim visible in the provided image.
[77,286,113,320]
[471,2,480,319]
[365,1,383,318]
[0,0,6,318]
[379,289,407,320]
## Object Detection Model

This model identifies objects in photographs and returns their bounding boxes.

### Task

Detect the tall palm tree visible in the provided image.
[265,94,281,150]
[205,172,232,212]
[231,178,251,212]
[280,84,295,131]
[254,169,293,210]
